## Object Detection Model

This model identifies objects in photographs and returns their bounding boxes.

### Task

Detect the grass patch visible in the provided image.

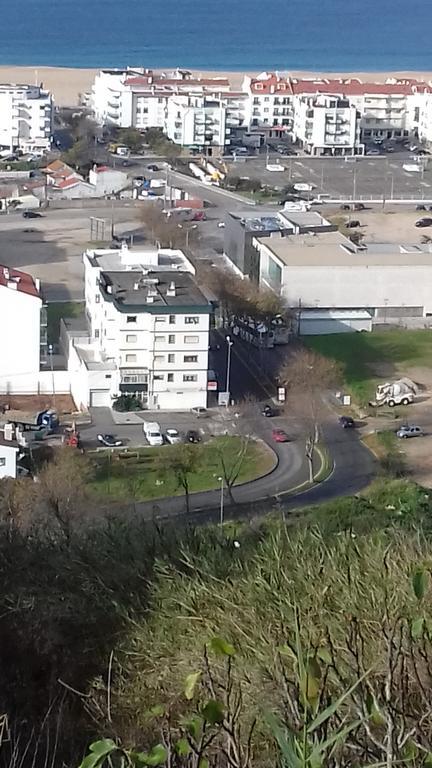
[363,430,406,477]
[306,330,432,405]
[89,436,275,502]
[46,301,85,345]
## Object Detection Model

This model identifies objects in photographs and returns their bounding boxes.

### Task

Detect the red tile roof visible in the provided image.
[0,264,40,298]
[249,73,430,97]
[56,177,83,189]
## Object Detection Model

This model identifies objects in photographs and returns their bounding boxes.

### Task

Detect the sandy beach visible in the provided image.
[2,65,432,106]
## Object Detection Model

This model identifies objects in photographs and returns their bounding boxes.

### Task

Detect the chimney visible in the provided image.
[133,281,140,290]
[146,295,154,303]
[107,285,113,294]
[3,267,9,280]
[167,280,176,297]
[7,280,17,290]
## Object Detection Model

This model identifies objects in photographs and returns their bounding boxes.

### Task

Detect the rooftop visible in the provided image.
[85,243,195,274]
[280,210,332,228]
[0,264,40,298]
[254,231,432,267]
[99,270,211,311]
[248,72,431,97]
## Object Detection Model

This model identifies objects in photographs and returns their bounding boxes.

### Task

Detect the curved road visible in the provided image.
[128,422,376,525]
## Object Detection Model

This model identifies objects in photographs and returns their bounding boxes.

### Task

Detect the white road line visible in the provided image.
[420,182,431,187]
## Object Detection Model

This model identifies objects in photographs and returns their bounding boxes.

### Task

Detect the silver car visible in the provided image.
[397,425,423,439]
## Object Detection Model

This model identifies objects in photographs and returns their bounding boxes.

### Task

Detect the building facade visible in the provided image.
[65,244,212,410]
[0,85,53,153]
[293,94,362,155]
[0,264,45,376]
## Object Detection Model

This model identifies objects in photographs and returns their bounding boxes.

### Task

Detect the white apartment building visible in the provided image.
[0,264,45,377]
[253,230,432,326]
[0,84,53,153]
[242,72,294,137]
[0,445,18,480]
[293,94,362,155]
[65,244,212,410]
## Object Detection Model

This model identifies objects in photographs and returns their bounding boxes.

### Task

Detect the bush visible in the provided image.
[112,395,142,412]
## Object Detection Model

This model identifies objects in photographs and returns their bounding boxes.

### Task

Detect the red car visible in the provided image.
[272,428,289,443]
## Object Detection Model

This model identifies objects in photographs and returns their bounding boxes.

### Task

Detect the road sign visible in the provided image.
[278,387,286,402]
[207,381,218,391]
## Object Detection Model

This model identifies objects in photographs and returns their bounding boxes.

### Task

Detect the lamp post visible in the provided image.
[48,343,56,408]
[218,475,224,526]
[225,335,233,406]
[177,223,197,249]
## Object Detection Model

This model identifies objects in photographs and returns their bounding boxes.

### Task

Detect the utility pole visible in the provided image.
[225,335,233,406]
[218,476,224,526]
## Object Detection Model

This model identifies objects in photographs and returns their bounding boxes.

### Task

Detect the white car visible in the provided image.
[397,425,423,439]
[165,428,182,445]
[143,421,163,446]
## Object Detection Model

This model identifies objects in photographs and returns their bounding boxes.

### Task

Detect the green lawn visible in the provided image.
[46,301,85,345]
[306,330,432,404]
[89,436,275,502]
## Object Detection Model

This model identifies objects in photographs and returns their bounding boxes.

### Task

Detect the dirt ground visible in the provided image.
[0,394,76,413]
[327,206,431,244]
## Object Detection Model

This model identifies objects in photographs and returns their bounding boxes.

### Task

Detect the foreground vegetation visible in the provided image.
[306,329,432,404]
[2,464,432,767]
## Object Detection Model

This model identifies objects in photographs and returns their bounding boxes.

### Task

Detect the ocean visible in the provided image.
[1,0,432,72]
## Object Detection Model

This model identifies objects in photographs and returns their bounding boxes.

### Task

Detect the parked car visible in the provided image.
[143,421,163,446]
[262,404,276,417]
[345,220,360,228]
[353,203,365,211]
[165,428,182,445]
[340,204,350,210]
[97,433,123,447]
[186,429,201,443]
[22,210,42,218]
[147,164,159,171]
[272,428,289,443]
[396,425,423,439]
[416,204,426,211]
[338,416,355,429]
[191,406,207,418]
[366,148,380,156]
[415,218,432,227]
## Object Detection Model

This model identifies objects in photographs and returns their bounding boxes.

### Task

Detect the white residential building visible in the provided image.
[0,444,18,479]
[0,264,45,377]
[0,84,53,153]
[65,244,212,410]
[293,94,361,155]
[242,72,294,137]
[253,230,432,326]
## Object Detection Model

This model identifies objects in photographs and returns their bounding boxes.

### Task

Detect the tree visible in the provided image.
[117,128,144,153]
[156,444,200,513]
[62,138,95,171]
[214,398,260,503]
[36,449,90,543]
[279,347,342,483]
[138,205,198,249]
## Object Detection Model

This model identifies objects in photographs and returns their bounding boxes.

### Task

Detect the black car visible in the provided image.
[147,164,159,171]
[22,210,42,218]
[186,430,200,443]
[262,404,275,417]
[339,416,355,429]
[353,203,365,211]
[416,204,426,211]
[345,220,360,228]
[97,433,123,447]
[415,217,432,227]
[340,204,350,211]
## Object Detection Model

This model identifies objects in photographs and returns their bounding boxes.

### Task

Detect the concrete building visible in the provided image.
[64,244,212,410]
[88,165,129,196]
[293,94,362,156]
[0,84,53,153]
[0,264,45,376]
[224,209,335,280]
[242,72,294,137]
[0,444,19,479]
[253,230,432,327]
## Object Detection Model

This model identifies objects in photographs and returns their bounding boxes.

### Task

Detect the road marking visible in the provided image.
[420,182,431,187]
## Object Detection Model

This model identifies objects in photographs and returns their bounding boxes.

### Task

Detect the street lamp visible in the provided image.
[177,223,197,249]
[48,343,56,408]
[225,335,233,406]
[218,475,224,526]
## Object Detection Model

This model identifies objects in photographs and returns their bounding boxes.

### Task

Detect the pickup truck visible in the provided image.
[0,408,59,431]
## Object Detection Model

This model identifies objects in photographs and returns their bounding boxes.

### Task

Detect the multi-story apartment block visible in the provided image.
[293,94,362,155]
[65,243,212,410]
[242,73,294,137]
[0,264,45,376]
[0,84,53,153]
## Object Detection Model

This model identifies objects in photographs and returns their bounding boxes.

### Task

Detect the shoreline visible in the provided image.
[2,65,432,106]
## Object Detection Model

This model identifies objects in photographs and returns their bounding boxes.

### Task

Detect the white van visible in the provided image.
[143,421,163,446]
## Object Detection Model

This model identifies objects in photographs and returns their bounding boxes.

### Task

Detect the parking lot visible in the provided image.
[225,154,432,201]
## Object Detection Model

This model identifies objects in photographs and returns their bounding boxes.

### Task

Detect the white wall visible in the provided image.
[0,369,71,395]
[279,264,432,314]
[0,445,17,479]
[0,285,41,375]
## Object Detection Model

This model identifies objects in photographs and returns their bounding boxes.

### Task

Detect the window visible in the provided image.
[155,316,166,323]
[185,316,199,324]
[264,97,269,102]
[168,353,175,363]
[169,314,176,324]
[168,334,175,344]
[95,294,100,303]
[0,458,5,467]
[184,335,199,344]
[94,329,100,338]
[183,374,197,382]
[154,354,165,362]
[126,334,137,343]
[167,373,174,382]
[263,107,269,113]
[125,354,137,363]
[155,335,166,342]
[153,374,164,381]
[127,315,137,323]
[184,355,198,363]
